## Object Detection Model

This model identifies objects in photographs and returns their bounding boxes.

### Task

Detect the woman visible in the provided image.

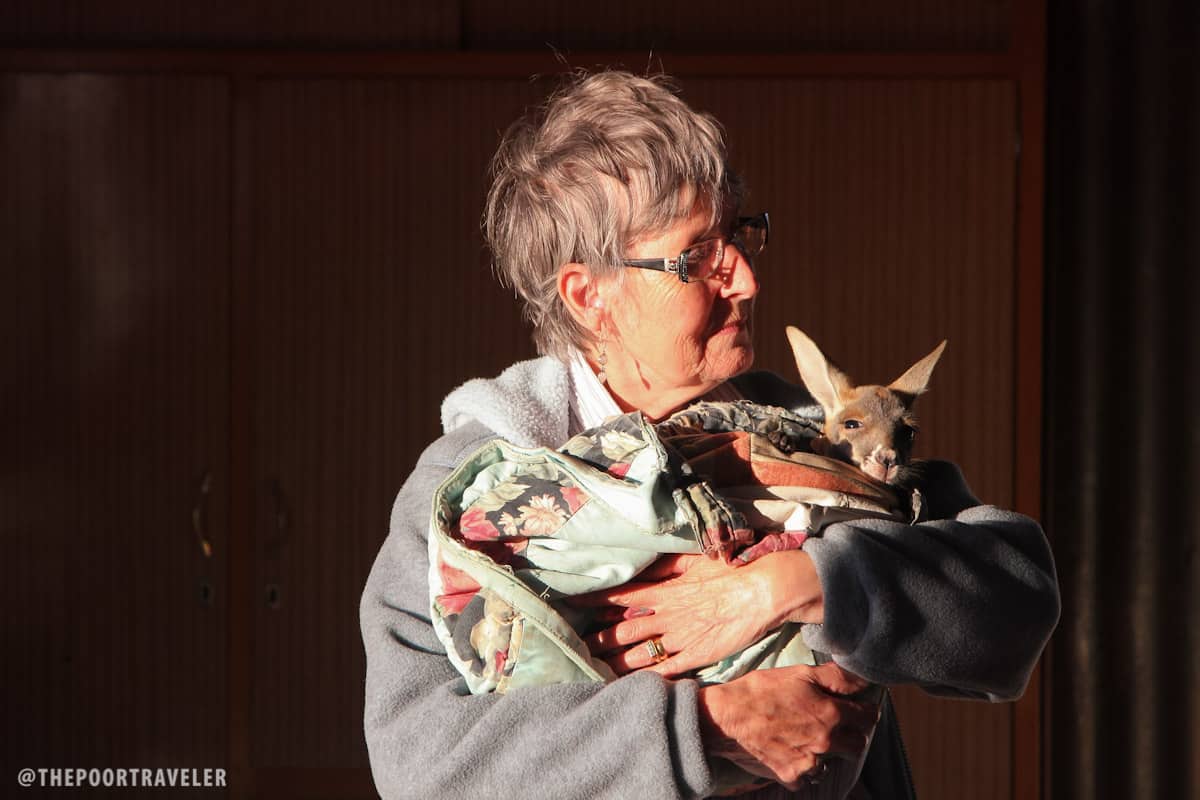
[360,71,1059,799]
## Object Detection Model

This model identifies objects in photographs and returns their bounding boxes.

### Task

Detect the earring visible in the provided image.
[596,326,609,386]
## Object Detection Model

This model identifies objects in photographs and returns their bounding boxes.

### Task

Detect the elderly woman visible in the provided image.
[360,71,1059,799]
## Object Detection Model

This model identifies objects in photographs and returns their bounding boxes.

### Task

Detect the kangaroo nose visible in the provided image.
[873,447,897,467]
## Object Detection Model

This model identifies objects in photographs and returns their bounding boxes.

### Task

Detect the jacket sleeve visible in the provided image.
[360,422,716,800]
[800,462,1060,701]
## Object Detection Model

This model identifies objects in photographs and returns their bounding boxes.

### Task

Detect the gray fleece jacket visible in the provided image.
[360,357,1060,800]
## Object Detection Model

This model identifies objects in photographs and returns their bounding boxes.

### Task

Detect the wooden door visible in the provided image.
[239,78,541,791]
[1,74,230,791]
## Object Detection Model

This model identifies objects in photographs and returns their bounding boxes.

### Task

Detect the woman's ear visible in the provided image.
[558,262,605,331]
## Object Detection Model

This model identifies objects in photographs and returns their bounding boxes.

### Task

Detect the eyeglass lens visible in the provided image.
[682,239,722,279]
[685,219,766,280]
[733,218,767,258]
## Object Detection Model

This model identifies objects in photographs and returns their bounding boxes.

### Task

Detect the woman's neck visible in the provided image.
[584,348,718,423]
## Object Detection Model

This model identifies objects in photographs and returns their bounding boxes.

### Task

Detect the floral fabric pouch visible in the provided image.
[427,401,910,695]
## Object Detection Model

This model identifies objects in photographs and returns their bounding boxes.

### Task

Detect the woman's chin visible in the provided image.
[707,344,755,382]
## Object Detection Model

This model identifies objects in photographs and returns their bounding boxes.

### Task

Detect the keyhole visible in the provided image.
[197,580,214,607]
[265,583,282,609]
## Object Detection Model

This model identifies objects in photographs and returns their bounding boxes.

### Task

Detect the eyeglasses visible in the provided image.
[621,212,769,284]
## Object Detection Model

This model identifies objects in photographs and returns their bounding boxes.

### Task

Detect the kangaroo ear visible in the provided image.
[786,326,851,415]
[889,340,948,400]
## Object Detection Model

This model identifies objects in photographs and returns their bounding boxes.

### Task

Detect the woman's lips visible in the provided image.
[714,319,748,336]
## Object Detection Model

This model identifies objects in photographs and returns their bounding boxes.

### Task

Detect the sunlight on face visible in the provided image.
[605,201,759,405]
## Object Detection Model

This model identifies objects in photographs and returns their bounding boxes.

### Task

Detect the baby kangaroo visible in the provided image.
[786,326,947,485]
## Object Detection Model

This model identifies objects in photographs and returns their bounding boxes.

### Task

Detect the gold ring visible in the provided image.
[644,637,668,664]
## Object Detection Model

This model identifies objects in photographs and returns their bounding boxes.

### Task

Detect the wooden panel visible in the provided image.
[1011,3,1048,797]
[685,79,1018,800]
[245,77,544,767]
[0,1,458,48]
[0,0,1007,50]
[0,50,1023,82]
[0,74,230,792]
[463,0,1010,51]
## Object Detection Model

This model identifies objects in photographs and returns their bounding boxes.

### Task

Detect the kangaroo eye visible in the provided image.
[842,419,862,430]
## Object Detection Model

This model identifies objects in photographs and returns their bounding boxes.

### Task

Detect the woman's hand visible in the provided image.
[575,549,824,677]
[698,662,880,790]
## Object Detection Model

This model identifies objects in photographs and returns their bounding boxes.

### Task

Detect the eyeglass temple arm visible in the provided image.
[621,258,689,282]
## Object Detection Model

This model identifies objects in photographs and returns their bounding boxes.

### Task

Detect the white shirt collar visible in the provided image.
[567,350,622,435]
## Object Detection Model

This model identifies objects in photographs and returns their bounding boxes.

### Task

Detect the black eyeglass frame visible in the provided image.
[620,212,770,284]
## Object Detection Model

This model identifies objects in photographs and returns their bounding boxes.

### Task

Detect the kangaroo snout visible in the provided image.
[863,445,901,483]
[869,445,899,467]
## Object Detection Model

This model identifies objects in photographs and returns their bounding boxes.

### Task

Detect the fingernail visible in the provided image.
[624,607,653,619]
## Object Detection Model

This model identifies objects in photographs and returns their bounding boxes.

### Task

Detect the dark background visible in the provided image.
[1045,1,1198,799]
[1,2,1195,798]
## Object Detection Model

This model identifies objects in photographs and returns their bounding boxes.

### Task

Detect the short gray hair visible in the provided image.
[484,70,738,360]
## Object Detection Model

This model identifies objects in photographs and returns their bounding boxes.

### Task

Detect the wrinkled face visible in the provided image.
[605,203,760,397]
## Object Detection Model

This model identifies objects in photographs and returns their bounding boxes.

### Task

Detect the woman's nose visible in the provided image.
[720,248,759,300]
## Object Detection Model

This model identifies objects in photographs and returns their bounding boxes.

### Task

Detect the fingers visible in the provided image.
[827,723,874,759]
[735,531,809,564]
[773,696,877,780]
[569,580,659,609]
[595,631,713,678]
[585,605,653,626]
[759,747,823,791]
[810,661,872,696]
[584,616,664,655]
[584,605,626,626]
[833,696,882,736]
[604,636,676,674]
[804,676,880,738]
[697,673,882,793]
[591,623,723,677]
[640,650,709,679]
[805,694,879,761]
[696,665,882,791]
